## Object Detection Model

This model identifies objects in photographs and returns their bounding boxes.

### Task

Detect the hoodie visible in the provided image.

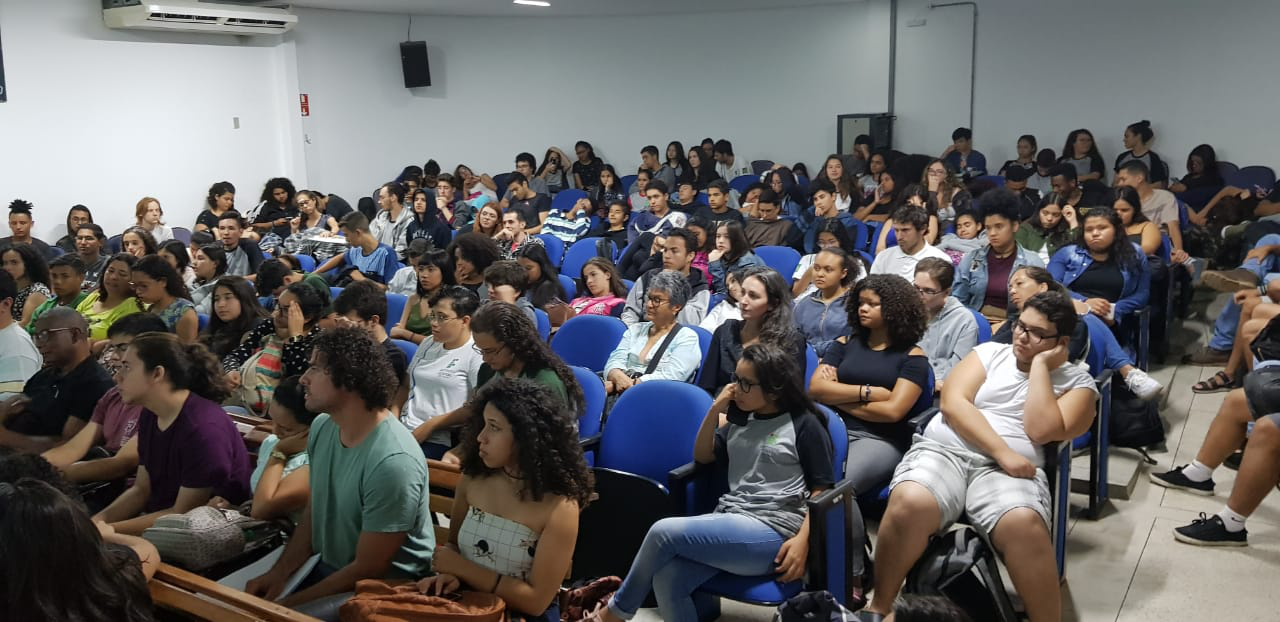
[919,296,981,383]
[620,267,711,327]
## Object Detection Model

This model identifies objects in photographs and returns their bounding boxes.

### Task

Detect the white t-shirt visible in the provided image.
[400,335,483,446]
[924,342,1097,466]
[869,243,951,281]
[387,266,418,298]
[0,323,41,398]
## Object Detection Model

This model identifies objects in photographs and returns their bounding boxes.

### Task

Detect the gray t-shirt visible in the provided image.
[713,406,834,537]
[226,246,249,277]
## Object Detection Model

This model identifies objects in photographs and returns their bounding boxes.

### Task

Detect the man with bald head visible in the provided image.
[0,306,114,452]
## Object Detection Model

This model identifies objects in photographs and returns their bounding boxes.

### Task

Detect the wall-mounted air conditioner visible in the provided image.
[103,1,298,36]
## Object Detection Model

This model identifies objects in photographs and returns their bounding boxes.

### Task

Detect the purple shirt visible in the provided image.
[89,386,144,453]
[137,393,251,512]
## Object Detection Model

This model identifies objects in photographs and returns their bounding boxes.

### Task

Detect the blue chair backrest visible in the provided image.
[551,314,628,372]
[598,381,712,483]
[856,249,873,266]
[572,366,605,442]
[708,293,725,311]
[689,325,714,384]
[976,175,1006,187]
[294,254,316,273]
[697,191,708,205]
[391,338,418,361]
[329,287,343,302]
[47,246,64,257]
[551,189,588,216]
[862,221,883,253]
[562,237,613,282]
[1228,166,1277,193]
[1217,161,1240,178]
[622,279,635,292]
[795,175,810,195]
[755,246,802,284]
[804,345,818,391]
[534,308,551,340]
[816,405,848,477]
[751,160,775,176]
[385,293,408,327]
[171,227,192,245]
[1158,233,1172,263]
[619,174,638,193]
[107,234,122,254]
[885,226,897,248]
[533,234,565,267]
[492,173,512,195]
[969,307,992,343]
[845,219,868,254]
[197,313,209,332]
[558,274,577,300]
[728,175,757,195]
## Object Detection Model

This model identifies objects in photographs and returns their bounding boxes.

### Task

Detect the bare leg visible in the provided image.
[1195,389,1254,468]
[991,508,1060,622]
[1226,417,1280,516]
[1225,294,1266,378]
[866,482,942,615]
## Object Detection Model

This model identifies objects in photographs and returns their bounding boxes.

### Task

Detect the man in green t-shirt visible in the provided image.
[246,326,434,609]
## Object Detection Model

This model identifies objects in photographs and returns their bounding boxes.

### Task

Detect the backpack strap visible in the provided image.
[643,323,683,376]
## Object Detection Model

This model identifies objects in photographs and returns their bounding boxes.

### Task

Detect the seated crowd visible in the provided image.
[2,123,1277,622]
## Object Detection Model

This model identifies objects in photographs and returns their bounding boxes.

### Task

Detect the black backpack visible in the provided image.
[903,526,1018,622]
[1109,381,1164,457]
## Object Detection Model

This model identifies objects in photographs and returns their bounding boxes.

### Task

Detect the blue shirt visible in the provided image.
[344,243,402,284]
[944,149,988,179]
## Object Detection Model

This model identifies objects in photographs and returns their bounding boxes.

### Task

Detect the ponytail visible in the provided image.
[130,333,232,403]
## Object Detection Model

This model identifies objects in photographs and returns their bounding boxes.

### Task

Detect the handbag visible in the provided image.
[142,506,268,571]
[339,580,506,622]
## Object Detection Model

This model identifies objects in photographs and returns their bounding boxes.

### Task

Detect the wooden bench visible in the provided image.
[150,563,322,622]
[427,459,463,544]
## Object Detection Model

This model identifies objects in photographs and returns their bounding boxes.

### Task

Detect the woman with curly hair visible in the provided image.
[418,378,593,621]
[698,266,806,396]
[599,343,834,622]
[447,232,504,298]
[93,334,250,535]
[415,301,584,462]
[120,226,158,259]
[250,177,298,240]
[1,243,51,325]
[809,273,932,494]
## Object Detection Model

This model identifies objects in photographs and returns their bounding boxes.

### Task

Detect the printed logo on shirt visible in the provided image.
[765,432,782,446]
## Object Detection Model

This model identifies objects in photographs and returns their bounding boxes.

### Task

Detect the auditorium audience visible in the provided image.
[390,247,452,344]
[2,243,50,326]
[120,226,159,259]
[916,258,980,389]
[695,179,745,226]
[94,333,250,535]
[75,224,110,291]
[936,210,985,265]
[1115,186,1162,256]
[708,220,764,296]
[189,243,228,314]
[629,180,688,243]
[951,189,1043,321]
[221,375,315,522]
[419,378,592,621]
[699,266,805,395]
[517,243,568,311]
[603,271,701,395]
[816,154,858,213]
[222,281,325,415]
[863,291,1097,621]
[1048,206,1151,328]
[134,197,173,244]
[622,228,710,326]
[794,248,856,358]
[869,206,950,280]
[793,215,862,299]
[201,276,268,359]
[923,159,972,226]
[485,260,539,326]
[1059,128,1106,183]
[573,141,606,191]
[195,181,236,235]
[1169,144,1224,195]
[588,200,632,251]
[599,343,832,622]
[495,209,541,259]
[713,139,752,181]
[158,239,197,291]
[1115,121,1168,187]
[449,232,502,298]
[809,274,932,494]
[399,286,482,459]
[567,257,628,318]
[460,199,503,237]
[217,211,265,278]
[132,254,197,343]
[699,268,744,332]
[77,253,146,353]
[245,327,434,611]
[313,212,402,287]
[26,254,87,333]
[406,188,452,251]
[1115,160,1188,263]
[251,178,299,241]
[1015,193,1076,263]
[2,199,55,260]
[941,127,987,180]
[744,189,802,250]
[333,281,409,389]
[998,134,1038,176]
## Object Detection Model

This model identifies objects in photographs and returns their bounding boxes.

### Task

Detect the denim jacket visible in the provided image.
[951,244,1043,310]
[794,290,851,358]
[1047,243,1150,318]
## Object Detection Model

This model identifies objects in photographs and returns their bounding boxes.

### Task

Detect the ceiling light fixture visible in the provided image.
[513,0,551,6]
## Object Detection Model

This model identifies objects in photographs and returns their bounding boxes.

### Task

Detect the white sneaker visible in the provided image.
[1126,368,1163,401]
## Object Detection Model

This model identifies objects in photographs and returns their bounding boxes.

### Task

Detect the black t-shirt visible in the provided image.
[1072,258,1124,301]
[694,205,746,225]
[697,319,807,396]
[195,209,221,231]
[572,159,604,190]
[5,357,114,437]
[255,204,297,239]
[1077,186,1110,208]
[381,338,409,388]
[324,195,355,222]
[674,201,706,216]
[820,336,932,447]
[509,194,551,229]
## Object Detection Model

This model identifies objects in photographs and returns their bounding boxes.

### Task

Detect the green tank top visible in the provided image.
[404,299,432,336]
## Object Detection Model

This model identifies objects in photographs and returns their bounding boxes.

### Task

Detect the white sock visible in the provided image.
[1218,507,1247,532]
[1182,460,1214,482]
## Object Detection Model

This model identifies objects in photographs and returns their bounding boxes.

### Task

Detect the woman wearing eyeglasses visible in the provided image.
[598,343,834,622]
[809,274,933,495]
[602,271,702,397]
[397,286,484,459]
[409,301,583,463]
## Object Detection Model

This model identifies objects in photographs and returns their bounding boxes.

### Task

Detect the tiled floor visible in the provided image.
[636,310,1280,621]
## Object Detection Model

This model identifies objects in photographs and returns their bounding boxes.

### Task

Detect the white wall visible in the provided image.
[290,2,892,200]
[0,0,302,240]
[892,0,1280,178]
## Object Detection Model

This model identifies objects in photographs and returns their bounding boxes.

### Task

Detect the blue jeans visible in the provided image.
[1096,321,1134,371]
[607,513,785,622]
[1211,234,1280,350]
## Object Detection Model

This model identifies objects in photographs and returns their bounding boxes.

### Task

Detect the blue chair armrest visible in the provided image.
[1044,440,1071,580]
[805,478,859,603]
[669,460,725,517]
[579,433,602,453]
[1087,369,1114,519]
[907,407,940,436]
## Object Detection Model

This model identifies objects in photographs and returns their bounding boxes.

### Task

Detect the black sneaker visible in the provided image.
[1224,449,1244,471]
[1174,513,1247,547]
[1149,465,1216,495]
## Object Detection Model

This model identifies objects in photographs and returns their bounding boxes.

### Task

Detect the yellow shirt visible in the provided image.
[76,291,146,341]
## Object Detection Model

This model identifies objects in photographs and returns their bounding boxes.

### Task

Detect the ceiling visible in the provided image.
[262,0,863,18]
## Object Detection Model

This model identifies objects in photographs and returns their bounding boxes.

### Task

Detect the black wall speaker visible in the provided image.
[400,41,431,88]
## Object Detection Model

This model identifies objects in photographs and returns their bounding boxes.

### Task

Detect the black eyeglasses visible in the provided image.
[732,374,761,394]
[1013,320,1058,345]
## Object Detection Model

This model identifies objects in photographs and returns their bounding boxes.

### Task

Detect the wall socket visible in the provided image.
[233,116,240,129]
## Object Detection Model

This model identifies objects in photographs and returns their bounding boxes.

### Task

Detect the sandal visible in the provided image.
[1193,371,1235,394]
